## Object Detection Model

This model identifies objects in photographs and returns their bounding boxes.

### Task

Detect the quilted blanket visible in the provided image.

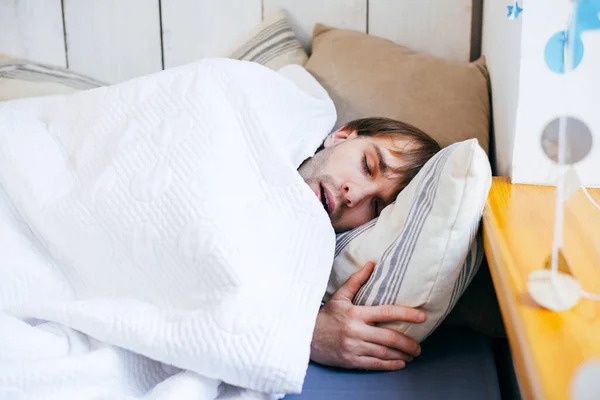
[0,59,337,399]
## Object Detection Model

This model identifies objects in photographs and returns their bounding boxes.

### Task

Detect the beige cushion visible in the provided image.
[228,9,308,71]
[0,54,104,101]
[305,25,491,153]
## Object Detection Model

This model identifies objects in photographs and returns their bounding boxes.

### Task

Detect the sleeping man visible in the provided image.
[298,117,440,371]
[0,59,442,397]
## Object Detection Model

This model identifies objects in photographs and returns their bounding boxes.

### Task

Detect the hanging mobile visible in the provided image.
[527,0,597,312]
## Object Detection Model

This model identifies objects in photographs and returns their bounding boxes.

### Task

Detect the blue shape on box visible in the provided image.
[544,31,584,73]
[577,0,600,31]
[507,1,523,19]
[544,0,600,74]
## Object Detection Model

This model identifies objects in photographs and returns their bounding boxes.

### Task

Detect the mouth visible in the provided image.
[319,183,334,216]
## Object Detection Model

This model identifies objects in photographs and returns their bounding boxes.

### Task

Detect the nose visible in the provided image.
[342,181,376,208]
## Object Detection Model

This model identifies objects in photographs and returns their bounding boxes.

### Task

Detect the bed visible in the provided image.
[0,1,510,399]
[285,327,501,400]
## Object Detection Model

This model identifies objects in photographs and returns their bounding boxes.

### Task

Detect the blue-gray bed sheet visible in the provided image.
[285,327,501,400]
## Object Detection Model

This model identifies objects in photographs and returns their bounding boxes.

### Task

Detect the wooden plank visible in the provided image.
[0,0,66,66]
[263,0,367,51]
[161,0,262,69]
[63,0,162,83]
[470,0,484,60]
[368,0,472,62]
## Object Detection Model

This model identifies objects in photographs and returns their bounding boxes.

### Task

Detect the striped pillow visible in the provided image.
[324,139,492,343]
[228,9,308,70]
[0,55,104,101]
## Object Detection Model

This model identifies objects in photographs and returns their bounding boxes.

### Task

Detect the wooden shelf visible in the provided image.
[483,177,600,400]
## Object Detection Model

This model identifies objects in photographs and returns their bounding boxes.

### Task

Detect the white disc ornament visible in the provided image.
[571,359,600,400]
[527,269,582,312]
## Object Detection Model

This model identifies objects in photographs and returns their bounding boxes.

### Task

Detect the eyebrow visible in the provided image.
[372,144,388,175]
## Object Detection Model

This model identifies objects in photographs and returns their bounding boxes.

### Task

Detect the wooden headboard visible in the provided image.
[0,0,483,84]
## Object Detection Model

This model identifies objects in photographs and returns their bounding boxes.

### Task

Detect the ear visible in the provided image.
[323,127,358,148]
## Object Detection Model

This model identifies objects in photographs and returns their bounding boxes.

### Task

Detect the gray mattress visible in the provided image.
[284,327,501,400]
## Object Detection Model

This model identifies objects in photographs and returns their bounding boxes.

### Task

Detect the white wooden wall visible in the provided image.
[0,0,477,84]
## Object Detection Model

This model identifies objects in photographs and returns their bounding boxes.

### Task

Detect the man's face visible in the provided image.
[298,128,408,233]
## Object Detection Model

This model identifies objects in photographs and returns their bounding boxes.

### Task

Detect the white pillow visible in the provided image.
[277,64,331,102]
[324,139,492,342]
[228,9,308,71]
[0,55,104,101]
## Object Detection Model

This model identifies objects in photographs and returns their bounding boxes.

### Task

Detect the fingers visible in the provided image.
[355,357,406,371]
[358,342,414,362]
[317,266,427,372]
[360,304,426,324]
[361,325,422,358]
[332,261,376,302]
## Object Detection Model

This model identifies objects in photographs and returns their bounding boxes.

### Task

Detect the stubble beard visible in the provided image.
[298,148,343,224]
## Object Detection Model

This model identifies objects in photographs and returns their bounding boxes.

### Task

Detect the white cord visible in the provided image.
[582,186,600,212]
[577,186,600,302]
[550,7,576,285]
[581,290,600,301]
[550,169,565,284]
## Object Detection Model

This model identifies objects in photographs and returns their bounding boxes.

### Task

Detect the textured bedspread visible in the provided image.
[0,59,336,399]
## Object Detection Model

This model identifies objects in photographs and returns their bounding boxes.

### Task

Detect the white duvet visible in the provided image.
[0,59,337,399]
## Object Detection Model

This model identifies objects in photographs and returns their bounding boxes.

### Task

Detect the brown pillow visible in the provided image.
[305,24,490,153]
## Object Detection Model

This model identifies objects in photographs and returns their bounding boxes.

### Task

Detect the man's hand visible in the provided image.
[310,261,426,371]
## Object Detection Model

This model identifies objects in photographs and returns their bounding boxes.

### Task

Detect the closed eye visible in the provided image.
[362,155,371,176]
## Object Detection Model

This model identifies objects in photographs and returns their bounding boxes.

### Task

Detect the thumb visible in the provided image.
[332,261,376,302]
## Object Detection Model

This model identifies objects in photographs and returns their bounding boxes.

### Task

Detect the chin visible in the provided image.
[332,224,346,234]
